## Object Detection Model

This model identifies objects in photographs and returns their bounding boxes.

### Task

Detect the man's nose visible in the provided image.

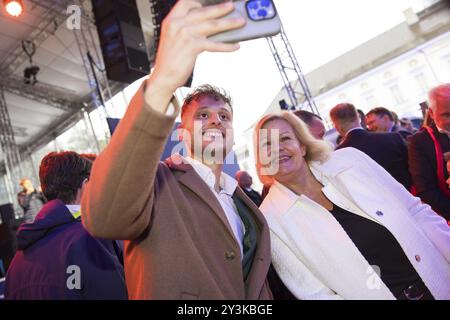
[208,113,221,126]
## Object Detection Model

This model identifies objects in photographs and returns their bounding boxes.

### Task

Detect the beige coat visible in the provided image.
[81,83,272,300]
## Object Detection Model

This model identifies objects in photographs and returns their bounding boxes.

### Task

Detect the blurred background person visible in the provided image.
[293,110,326,140]
[392,111,401,128]
[333,108,369,148]
[357,109,368,130]
[236,170,263,207]
[400,117,418,134]
[17,178,46,223]
[423,109,435,128]
[408,83,450,220]
[254,111,450,300]
[5,152,127,300]
[330,103,412,191]
[366,107,411,140]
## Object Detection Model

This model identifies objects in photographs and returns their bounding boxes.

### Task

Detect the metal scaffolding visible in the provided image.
[0,1,80,114]
[72,0,116,146]
[0,0,128,205]
[0,3,65,78]
[267,24,320,115]
[1,75,79,112]
[0,87,23,206]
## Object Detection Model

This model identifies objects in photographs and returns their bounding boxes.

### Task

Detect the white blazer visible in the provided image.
[260,148,450,300]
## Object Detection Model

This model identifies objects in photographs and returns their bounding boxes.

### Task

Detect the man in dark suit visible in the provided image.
[408,84,450,220]
[293,110,326,140]
[236,171,263,207]
[330,103,412,191]
[366,107,412,140]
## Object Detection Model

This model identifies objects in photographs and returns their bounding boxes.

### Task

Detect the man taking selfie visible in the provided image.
[82,0,272,300]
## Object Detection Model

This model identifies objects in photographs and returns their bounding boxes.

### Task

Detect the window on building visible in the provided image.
[237,147,250,162]
[338,93,347,100]
[414,73,429,94]
[360,82,369,90]
[389,84,406,105]
[409,59,418,68]
[365,95,378,107]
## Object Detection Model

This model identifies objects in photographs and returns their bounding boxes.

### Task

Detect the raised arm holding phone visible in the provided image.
[81,0,273,300]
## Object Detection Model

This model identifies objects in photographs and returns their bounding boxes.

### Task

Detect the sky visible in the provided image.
[189,0,435,144]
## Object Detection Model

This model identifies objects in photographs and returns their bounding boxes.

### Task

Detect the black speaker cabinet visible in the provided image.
[0,203,17,274]
[92,0,150,84]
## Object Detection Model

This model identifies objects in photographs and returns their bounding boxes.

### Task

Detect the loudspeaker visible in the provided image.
[0,203,17,274]
[149,0,194,87]
[92,0,150,84]
[150,0,177,48]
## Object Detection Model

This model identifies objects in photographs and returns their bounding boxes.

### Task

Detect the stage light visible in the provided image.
[23,65,40,85]
[4,0,23,17]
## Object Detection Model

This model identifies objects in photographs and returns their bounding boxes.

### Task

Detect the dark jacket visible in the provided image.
[391,124,412,141]
[5,200,127,300]
[337,128,412,190]
[242,188,263,207]
[408,124,450,219]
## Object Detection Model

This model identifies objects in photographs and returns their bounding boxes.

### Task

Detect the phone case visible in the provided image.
[208,0,281,43]
[200,0,229,5]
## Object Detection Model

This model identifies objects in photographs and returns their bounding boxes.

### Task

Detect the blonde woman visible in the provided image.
[254,111,450,300]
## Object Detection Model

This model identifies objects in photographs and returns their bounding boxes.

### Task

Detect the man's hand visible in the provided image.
[145,0,245,112]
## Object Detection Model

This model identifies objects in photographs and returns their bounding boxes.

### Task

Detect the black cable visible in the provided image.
[87,52,106,109]
[87,51,105,72]
[22,40,36,65]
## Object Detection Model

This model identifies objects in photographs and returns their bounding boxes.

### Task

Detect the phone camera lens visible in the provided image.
[258,9,268,17]
[247,0,274,21]
[248,1,259,10]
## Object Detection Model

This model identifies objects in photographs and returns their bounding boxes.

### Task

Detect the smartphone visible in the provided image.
[202,0,281,43]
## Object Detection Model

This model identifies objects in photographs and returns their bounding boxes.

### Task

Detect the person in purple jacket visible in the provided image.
[5,151,127,300]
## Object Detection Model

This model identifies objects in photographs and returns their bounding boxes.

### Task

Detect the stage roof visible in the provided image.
[0,0,156,168]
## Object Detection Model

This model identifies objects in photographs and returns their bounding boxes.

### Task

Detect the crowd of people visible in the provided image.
[2,0,449,300]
